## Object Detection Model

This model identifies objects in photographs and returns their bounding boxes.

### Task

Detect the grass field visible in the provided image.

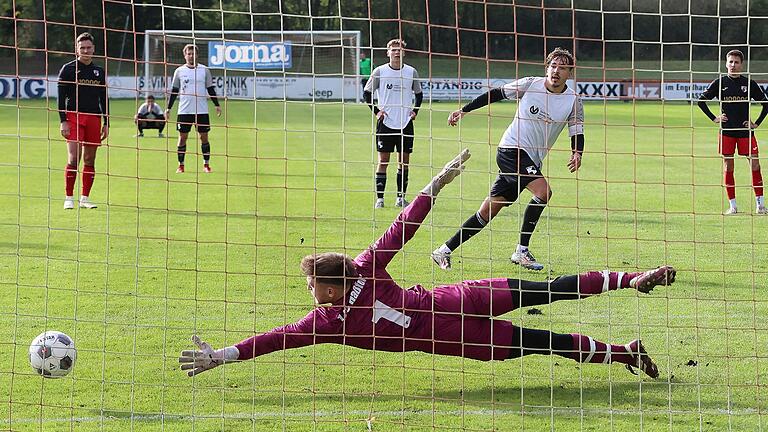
[0,98,767,431]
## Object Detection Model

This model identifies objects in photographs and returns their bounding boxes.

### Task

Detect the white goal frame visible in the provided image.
[144,30,363,101]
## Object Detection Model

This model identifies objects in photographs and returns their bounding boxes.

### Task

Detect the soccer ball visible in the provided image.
[29,331,77,378]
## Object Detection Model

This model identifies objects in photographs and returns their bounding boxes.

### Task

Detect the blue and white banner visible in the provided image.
[208,41,292,70]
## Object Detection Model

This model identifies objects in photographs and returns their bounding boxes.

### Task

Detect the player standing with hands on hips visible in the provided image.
[431,47,585,271]
[58,32,109,210]
[166,44,222,174]
[364,39,423,208]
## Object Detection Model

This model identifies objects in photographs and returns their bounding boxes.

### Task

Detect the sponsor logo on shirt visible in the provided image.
[526,165,538,175]
[209,41,292,70]
[742,86,748,92]
[338,277,365,321]
[528,105,554,123]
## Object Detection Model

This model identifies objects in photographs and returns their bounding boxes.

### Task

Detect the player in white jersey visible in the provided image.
[165,44,222,173]
[364,39,423,208]
[432,48,585,271]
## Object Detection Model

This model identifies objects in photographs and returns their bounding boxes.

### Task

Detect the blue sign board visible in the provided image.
[208,41,292,70]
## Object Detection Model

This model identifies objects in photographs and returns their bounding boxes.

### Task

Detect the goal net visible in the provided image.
[1,1,767,431]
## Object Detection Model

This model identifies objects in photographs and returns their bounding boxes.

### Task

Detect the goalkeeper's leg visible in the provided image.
[509,266,676,308]
[508,326,659,378]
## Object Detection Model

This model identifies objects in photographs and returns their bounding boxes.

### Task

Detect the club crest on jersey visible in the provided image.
[529,105,539,115]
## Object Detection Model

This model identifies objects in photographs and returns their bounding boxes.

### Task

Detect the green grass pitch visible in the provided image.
[0,98,766,431]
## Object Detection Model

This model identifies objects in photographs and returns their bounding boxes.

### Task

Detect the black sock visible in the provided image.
[396,169,409,197]
[445,211,488,251]
[177,144,187,165]
[519,196,546,247]
[201,142,211,164]
[158,123,165,133]
[507,275,579,308]
[375,172,387,199]
[507,326,573,359]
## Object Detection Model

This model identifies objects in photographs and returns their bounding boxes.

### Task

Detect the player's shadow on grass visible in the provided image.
[0,241,72,254]
[430,380,708,411]
[222,378,747,414]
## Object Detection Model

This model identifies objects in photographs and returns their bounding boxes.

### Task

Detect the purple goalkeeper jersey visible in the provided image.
[235,194,517,361]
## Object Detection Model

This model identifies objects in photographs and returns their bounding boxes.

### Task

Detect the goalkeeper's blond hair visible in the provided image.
[300,252,359,290]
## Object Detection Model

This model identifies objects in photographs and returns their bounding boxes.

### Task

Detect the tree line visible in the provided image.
[3,0,768,75]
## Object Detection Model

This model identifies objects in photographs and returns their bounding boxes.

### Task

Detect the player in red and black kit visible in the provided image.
[698,49,768,215]
[179,150,676,381]
[58,32,109,210]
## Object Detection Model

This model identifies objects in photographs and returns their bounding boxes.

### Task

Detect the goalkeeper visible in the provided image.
[180,150,675,379]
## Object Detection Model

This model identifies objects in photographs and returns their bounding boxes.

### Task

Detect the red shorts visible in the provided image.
[719,134,759,157]
[65,113,103,146]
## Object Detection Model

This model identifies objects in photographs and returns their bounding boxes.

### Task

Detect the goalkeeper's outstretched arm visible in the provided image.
[358,149,472,268]
[179,150,471,377]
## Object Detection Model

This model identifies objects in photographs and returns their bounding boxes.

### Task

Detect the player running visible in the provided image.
[166,44,222,174]
[58,32,109,210]
[698,49,768,215]
[180,150,675,379]
[431,47,585,271]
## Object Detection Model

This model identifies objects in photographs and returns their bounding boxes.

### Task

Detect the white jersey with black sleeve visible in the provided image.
[498,76,584,168]
[364,64,422,130]
[170,64,214,115]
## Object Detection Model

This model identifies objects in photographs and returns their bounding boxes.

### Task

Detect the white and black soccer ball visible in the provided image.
[29,331,76,378]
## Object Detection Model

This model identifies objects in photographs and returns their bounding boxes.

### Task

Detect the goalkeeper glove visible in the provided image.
[179,335,240,377]
[421,148,471,197]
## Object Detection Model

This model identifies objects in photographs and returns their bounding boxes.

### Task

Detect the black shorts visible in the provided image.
[176,114,211,133]
[489,147,543,202]
[376,119,414,153]
[137,113,166,129]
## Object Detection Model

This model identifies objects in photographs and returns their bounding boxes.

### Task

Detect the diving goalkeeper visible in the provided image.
[180,150,675,379]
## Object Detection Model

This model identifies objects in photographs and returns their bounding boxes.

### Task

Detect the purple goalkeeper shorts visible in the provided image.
[431,278,516,361]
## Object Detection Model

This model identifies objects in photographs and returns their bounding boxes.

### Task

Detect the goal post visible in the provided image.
[143,30,362,101]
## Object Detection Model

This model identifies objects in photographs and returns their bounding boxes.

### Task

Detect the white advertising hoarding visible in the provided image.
[4,75,768,102]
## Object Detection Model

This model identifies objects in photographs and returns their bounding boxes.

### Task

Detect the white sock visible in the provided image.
[729,198,737,209]
[438,244,452,254]
[516,244,528,253]
[757,196,765,207]
[65,195,73,200]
